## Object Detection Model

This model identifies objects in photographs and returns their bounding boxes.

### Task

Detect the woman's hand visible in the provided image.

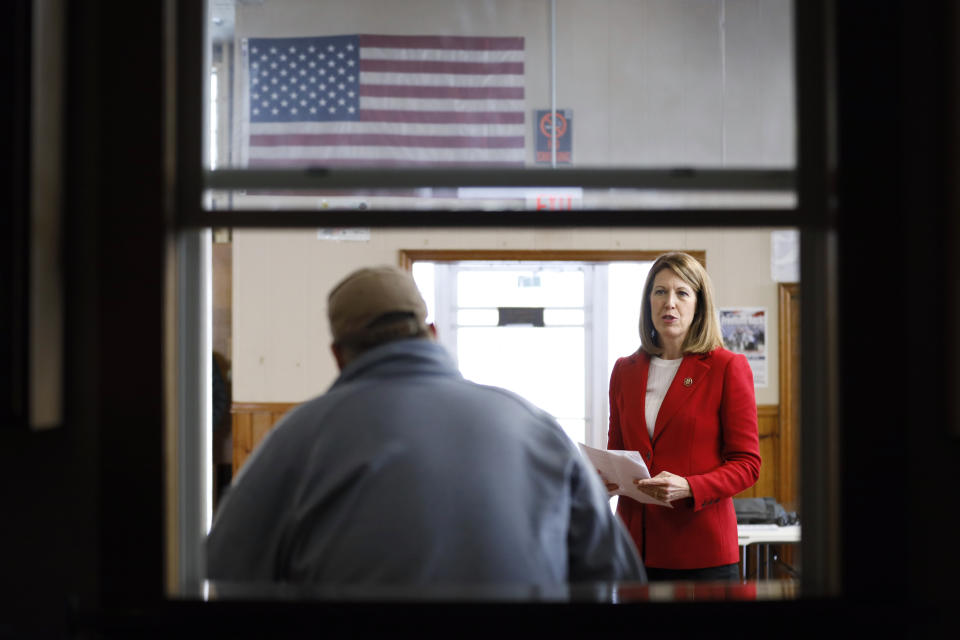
[635,471,691,503]
[596,470,619,496]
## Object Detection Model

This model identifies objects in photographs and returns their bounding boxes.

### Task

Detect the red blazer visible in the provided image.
[608,348,761,569]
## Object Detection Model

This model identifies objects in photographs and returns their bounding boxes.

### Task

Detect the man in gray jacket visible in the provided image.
[207,265,644,588]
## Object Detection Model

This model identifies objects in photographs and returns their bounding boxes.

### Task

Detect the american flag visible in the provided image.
[246,34,525,168]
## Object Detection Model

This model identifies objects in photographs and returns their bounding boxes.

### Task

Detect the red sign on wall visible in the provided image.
[535,109,572,164]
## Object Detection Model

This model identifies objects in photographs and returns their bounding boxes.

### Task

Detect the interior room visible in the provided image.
[3,0,960,636]
[196,0,800,591]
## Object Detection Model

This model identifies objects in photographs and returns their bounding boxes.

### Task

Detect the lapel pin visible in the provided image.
[683,377,693,387]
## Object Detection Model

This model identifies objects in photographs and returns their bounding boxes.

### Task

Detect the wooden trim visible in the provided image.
[231,401,299,414]
[735,404,780,500]
[778,283,800,512]
[757,404,780,425]
[230,401,300,475]
[398,249,707,270]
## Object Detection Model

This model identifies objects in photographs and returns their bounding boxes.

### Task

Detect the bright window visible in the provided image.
[413,261,652,448]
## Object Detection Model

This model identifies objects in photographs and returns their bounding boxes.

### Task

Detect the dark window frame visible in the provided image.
[172,0,839,599]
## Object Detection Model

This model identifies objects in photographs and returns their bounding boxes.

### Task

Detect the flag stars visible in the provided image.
[250,37,361,123]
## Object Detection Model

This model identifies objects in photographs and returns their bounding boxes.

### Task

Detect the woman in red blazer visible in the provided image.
[606,252,761,581]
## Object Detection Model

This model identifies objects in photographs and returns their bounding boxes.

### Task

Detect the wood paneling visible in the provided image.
[232,401,784,505]
[778,283,800,512]
[735,405,780,500]
[231,402,298,474]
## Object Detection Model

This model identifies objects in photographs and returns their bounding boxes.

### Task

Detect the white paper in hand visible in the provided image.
[578,443,672,507]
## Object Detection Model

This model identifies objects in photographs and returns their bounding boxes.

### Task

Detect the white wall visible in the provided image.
[230,0,794,167]
[232,227,784,405]
[227,0,795,407]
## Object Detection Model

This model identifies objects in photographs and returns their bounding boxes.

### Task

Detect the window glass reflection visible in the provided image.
[206,0,795,211]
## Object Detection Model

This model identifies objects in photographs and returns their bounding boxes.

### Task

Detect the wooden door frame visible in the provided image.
[778,282,800,512]
[399,249,706,270]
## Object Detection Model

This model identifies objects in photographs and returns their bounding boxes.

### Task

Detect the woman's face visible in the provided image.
[649,268,698,347]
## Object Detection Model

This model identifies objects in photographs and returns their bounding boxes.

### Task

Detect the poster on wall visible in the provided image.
[534,109,572,164]
[719,307,768,387]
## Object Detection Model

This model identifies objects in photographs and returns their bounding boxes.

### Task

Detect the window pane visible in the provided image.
[457,269,584,308]
[205,0,795,211]
[543,309,584,326]
[457,326,585,426]
[608,263,652,374]
[457,309,498,326]
[411,261,435,323]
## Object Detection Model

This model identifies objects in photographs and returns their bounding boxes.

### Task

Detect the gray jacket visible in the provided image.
[207,339,644,587]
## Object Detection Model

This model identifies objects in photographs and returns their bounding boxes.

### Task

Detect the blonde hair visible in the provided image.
[638,252,723,356]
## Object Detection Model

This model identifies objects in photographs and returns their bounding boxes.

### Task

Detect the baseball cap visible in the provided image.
[327,265,428,345]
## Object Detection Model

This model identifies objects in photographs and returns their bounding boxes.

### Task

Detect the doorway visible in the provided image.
[402,250,684,447]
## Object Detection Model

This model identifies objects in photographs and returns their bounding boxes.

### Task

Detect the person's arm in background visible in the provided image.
[212,355,229,431]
